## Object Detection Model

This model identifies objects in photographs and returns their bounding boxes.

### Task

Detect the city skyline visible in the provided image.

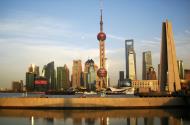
[0,0,190,88]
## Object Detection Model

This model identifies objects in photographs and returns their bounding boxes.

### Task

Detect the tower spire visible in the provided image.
[100,9,103,32]
[100,0,103,32]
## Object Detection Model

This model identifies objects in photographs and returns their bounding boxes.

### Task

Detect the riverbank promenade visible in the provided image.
[0,97,189,109]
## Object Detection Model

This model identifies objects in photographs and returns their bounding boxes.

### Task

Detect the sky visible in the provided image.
[0,0,190,89]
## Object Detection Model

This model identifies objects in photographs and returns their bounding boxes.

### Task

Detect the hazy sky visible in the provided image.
[0,0,190,89]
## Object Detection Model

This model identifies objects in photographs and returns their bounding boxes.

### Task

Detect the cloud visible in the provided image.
[0,14,98,49]
[107,34,125,41]
[0,15,96,44]
[185,30,190,34]
[140,40,158,44]
[153,37,161,41]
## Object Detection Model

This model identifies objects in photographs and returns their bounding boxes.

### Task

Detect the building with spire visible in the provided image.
[97,2,108,90]
[160,20,181,92]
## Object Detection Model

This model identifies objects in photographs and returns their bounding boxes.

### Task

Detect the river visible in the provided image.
[0,93,189,125]
[0,108,189,125]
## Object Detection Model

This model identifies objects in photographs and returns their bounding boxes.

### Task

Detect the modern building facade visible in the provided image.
[83,59,97,91]
[158,64,160,81]
[177,60,184,79]
[184,69,190,80]
[12,80,23,92]
[160,20,181,92]
[57,64,70,90]
[26,72,36,91]
[146,67,157,80]
[119,71,124,81]
[26,64,39,91]
[28,64,39,76]
[34,76,48,92]
[43,61,56,90]
[97,7,108,90]
[118,71,124,87]
[142,51,152,80]
[72,60,83,89]
[125,40,137,80]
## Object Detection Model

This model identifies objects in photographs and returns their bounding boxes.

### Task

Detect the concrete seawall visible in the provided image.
[0,97,188,109]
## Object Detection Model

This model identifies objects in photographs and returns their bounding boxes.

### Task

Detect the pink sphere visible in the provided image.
[97,68,107,77]
[97,32,106,41]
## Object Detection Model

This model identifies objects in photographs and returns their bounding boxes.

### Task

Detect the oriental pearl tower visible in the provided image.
[97,3,107,90]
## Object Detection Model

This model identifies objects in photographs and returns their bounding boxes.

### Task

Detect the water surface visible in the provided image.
[0,108,189,125]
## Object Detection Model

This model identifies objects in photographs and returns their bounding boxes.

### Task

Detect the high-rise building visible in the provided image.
[12,80,23,92]
[118,71,124,87]
[34,76,48,92]
[72,60,82,88]
[119,71,125,81]
[28,64,39,76]
[26,64,39,91]
[43,61,56,90]
[83,59,97,91]
[57,64,70,90]
[125,40,137,80]
[158,64,160,81]
[142,51,152,80]
[146,67,157,80]
[177,60,184,79]
[184,69,190,80]
[26,72,36,91]
[160,20,181,92]
[118,71,132,87]
[97,4,108,90]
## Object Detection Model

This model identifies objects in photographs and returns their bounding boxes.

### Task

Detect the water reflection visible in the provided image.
[0,109,189,125]
[31,116,34,125]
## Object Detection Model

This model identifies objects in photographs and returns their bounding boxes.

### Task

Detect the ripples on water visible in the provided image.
[0,109,189,125]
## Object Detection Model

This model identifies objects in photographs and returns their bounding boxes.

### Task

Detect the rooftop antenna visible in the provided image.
[100,0,103,32]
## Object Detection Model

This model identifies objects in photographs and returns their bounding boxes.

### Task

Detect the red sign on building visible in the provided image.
[34,80,47,85]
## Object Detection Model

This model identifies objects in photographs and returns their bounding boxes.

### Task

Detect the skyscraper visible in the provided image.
[160,20,181,92]
[146,67,157,80]
[83,59,97,91]
[184,69,190,80]
[125,40,137,80]
[43,61,56,90]
[119,71,125,81]
[72,60,82,88]
[97,2,107,90]
[28,64,39,76]
[118,71,124,87]
[57,64,70,90]
[177,60,184,79]
[158,64,161,81]
[26,72,36,91]
[142,51,152,80]
[12,80,23,92]
[26,64,39,91]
